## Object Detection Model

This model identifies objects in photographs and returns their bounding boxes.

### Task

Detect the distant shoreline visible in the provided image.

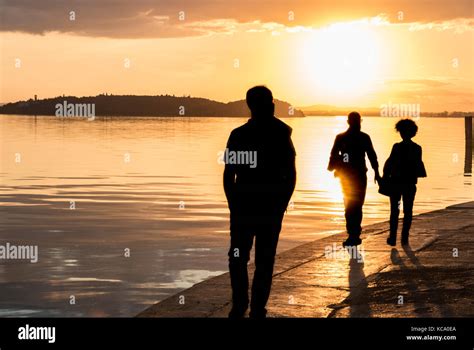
[0,95,306,118]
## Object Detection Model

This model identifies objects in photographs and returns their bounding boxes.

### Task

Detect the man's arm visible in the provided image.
[284,136,297,205]
[223,165,236,209]
[366,135,381,182]
[327,135,340,171]
[223,132,237,210]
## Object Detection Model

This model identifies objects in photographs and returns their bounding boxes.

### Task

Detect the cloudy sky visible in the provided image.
[1,0,473,111]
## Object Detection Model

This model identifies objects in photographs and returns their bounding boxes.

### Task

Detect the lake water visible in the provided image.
[0,115,472,316]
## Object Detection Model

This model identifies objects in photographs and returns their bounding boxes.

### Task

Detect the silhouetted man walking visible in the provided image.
[328,112,380,247]
[224,86,296,318]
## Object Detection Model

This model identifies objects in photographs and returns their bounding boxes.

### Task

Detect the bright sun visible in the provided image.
[300,20,383,104]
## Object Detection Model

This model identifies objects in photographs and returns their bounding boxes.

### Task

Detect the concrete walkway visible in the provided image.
[138,202,474,318]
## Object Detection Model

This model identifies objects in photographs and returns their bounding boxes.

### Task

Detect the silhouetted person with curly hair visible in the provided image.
[223,86,296,318]
[383,119,427,246]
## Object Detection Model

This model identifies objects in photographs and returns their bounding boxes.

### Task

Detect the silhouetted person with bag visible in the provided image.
[383,119,426,246]
[328,112,381,247]
[223,86,296,318]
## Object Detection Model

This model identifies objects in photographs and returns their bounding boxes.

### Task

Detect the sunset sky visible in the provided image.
[1,0,473,112]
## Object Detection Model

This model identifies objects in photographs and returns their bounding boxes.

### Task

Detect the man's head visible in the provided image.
[246,85,275,119]
[347,111,362,131]
[395,118,418,140]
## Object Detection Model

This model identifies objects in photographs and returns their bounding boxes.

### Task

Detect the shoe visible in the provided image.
[249,308,267,319]
[228,306,247,319]
[386,237,396,246]
[343,237,362,247]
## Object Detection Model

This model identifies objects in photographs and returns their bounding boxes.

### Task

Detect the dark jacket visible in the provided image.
[383,140,427,184]
[224,116,296,215]
[328,129,378,176]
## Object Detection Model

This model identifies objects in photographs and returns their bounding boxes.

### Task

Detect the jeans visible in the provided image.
[228,212,283,317]
[389,184,417,239]
[340,172,367,238]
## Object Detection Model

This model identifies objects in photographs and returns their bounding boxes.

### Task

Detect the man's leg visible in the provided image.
[343,196,355,236]
[351,175,367,240]
[341,177,356,238]
[341,174,366,243]
[401,185,417,244]
[249,215,283,318]
[228,215,254,317]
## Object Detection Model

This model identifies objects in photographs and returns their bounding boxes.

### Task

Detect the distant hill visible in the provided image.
[0,94,305,118]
